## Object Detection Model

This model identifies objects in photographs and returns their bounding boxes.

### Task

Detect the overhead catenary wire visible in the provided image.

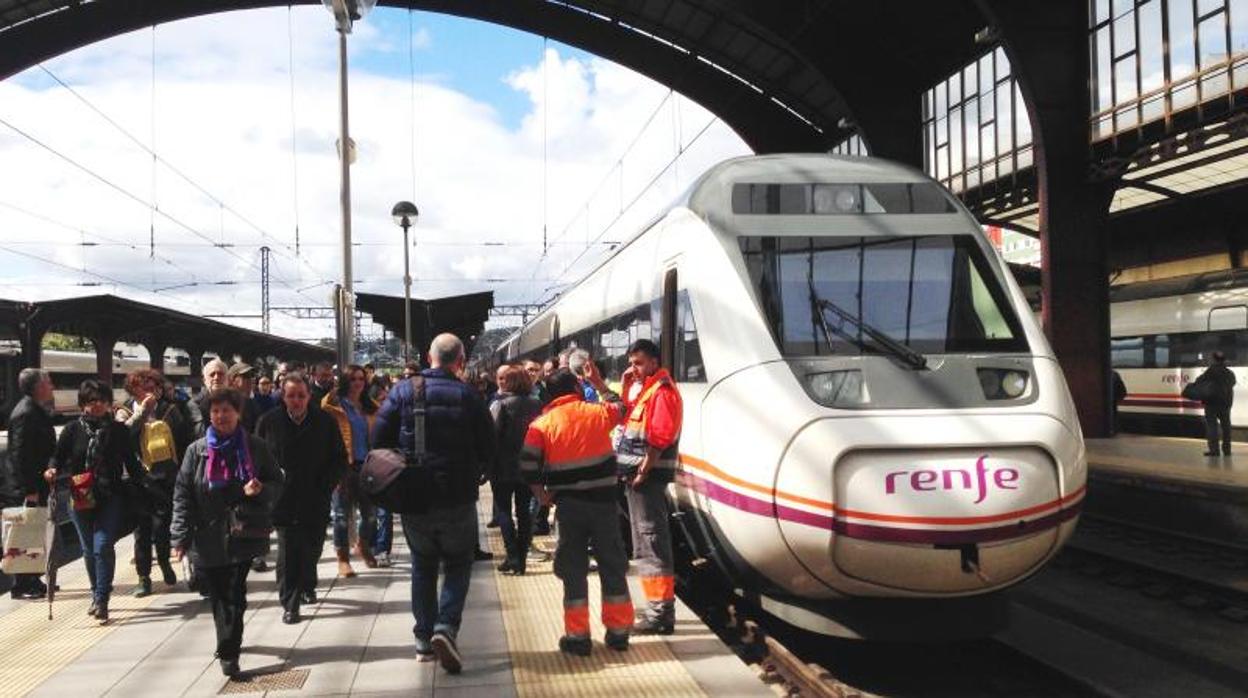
[32,63,333,295]
[0,111,326,308]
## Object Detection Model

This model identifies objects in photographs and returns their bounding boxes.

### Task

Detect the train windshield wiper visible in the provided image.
[807,282,928,371]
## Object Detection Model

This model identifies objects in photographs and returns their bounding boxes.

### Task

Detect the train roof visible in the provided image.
[1110,267,1248,303]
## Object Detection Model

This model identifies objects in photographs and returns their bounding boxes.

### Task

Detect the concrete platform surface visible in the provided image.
[0,493,770,697]
[1087,434,1248,489]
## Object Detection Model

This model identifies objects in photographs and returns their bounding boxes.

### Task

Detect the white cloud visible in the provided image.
[0,7,751,347]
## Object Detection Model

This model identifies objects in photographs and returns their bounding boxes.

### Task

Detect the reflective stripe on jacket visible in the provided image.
[616,370,682,483]
[520,394,625,494]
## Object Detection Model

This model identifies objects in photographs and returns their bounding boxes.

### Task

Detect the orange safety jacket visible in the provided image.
[616,369,682,483]
[519,393,626,494]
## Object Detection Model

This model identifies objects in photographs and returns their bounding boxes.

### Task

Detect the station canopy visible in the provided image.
[355,291,493,358]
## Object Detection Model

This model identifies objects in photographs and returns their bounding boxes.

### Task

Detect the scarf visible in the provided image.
[205,426,254,491]
[80,415,107,476]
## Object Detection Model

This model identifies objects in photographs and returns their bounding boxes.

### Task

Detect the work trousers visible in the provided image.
[1205,406,1233,454]
[204,561,251,661]
[133,491,173,579]
[401,503,476,641]
[553,494,633,639]
[277,523,325,611]
[625,479,675,623]
[493,481,533,567]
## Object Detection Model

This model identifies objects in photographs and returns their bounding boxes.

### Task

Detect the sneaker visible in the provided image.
[496,558,514,573]
[219,658,240,677]
[414,636,435,662]
[87,600,99,617]
[282,608,301,624]
[375,552,393,568]
[632,615,674,635]
[604,631,630,651]
[431,631,462,674]
[251,558,268,572]
[558,635,592,657]
[134,576,152,598]
[96,601,109,625]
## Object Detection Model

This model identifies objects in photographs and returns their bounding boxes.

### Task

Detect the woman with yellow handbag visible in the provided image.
[117,368,191,597]
[47,379,139,624]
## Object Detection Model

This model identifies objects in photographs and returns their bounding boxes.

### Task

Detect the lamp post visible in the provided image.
[391,201,419,364]
[322,0,376,369]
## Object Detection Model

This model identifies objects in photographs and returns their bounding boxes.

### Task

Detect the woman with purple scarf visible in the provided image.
[171,388,283,678]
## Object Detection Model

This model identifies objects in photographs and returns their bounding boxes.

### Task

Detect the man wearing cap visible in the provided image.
[228,363,263,435]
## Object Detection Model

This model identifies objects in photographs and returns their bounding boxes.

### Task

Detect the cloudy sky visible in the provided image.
[0,7,750,345]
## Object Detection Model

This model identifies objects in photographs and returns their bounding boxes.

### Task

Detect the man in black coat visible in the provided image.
[255,373,347,624]
[5,368,56,599]
[1195,350,1238,456]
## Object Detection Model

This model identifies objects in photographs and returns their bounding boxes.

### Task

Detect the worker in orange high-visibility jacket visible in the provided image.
[617,339,683,635]
[520,365,634,657]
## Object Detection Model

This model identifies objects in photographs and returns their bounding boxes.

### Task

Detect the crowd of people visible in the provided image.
[3,332,684,679]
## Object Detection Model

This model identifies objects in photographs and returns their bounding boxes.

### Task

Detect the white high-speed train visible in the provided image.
[1112,269,1248,437]
[498,154,1086,639]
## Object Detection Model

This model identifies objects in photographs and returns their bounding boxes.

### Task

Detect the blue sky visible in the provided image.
[356,8,596,130]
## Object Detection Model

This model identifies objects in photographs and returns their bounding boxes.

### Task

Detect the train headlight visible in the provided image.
[803,370,868,408]
[977,368,1029,400]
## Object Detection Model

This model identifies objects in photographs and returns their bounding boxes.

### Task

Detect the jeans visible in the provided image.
[493,481,533,565]
[374,507,393,555]
[68,493,124,605]
[332,469,376,550]
[134,490,173,578]
[400,503,476,640]
[204,561,251,661]
[277,523,325,611]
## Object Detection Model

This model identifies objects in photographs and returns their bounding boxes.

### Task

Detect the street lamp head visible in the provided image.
[322,0,376,32]
[392,201,419,229]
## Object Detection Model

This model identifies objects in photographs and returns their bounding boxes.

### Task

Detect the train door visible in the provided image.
[660,268,678,371]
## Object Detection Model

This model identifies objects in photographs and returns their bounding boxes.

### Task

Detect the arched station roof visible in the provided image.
[0,0,988,155]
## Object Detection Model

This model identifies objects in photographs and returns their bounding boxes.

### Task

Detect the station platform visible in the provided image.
[0,494,769,698]
[1086,434,1248,542]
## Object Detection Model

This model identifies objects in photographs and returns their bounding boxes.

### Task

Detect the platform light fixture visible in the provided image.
[392,201,420,364]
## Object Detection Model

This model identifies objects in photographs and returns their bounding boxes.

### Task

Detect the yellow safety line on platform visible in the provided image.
[0,535,162,696]
[480,497,708,698]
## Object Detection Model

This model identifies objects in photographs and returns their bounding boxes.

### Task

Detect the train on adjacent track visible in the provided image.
[0,346,190,420]
[495,154,1087,640]
[1111,269,1248,439]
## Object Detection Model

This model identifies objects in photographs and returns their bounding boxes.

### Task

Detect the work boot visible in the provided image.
[558,635,592,657]
[604,631,630,651]
[336,548,356,578]
[133,576,152,598]
[353,540,377,569]
[632,614,674,635]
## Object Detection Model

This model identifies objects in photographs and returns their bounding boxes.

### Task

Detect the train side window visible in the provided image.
[1110,337,1144,368]
[675,290,706,382]
[1153,334,1171,368]
[1209,305,1248,331]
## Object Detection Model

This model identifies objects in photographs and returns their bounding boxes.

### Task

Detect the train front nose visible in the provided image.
[775,414,1085,596]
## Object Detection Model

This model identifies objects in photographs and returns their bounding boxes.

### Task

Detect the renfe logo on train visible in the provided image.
[884,455,1019,504]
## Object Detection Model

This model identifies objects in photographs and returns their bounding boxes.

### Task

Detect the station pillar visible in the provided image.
[186,348,205,391]
[144,341,167,371]
[980,0,1114,437]
[18,322,44,369]
[93,333,117,387]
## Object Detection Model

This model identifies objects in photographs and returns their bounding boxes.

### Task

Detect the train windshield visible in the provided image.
[740,235,1029,356]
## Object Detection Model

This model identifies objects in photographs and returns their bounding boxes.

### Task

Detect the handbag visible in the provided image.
[1,505,48,574]
[69,472,96,511]
[228,503,273,540]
